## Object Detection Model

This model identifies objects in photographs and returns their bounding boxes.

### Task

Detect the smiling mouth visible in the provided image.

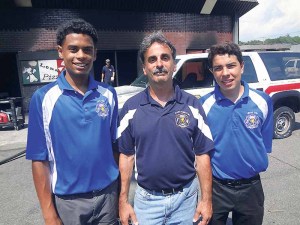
[153,71,167,76]
[73,63,87,69]
[222,79,233,84]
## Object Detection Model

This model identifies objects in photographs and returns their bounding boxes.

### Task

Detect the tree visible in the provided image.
[239,35,300,45]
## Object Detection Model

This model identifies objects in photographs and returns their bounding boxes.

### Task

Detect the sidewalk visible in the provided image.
[0,115,28,151]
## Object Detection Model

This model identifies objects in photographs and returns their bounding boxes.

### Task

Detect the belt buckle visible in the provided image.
[227,180,241,186]
[162,188,174,195]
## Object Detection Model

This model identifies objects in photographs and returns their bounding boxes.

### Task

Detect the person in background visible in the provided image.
[26,19,119,225]
[101,58,115,85]
[118,31,214,225]
[200,42,273,225]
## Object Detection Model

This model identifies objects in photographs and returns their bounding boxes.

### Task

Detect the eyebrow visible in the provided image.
[213,62,237,67]
[67,45,94,50]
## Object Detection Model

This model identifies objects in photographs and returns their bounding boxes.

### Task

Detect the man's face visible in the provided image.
[142,42,176,85]
[57,33,96,77]
[211,53,244,94]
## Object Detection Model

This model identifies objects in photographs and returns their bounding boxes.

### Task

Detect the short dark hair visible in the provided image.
[139,31,176,64]
[56,19,98,46]
[208,42,243,68]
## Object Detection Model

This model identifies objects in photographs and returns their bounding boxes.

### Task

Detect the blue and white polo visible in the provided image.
[117,85,214,190]
[200,81,273,180]
[26,71,119,195]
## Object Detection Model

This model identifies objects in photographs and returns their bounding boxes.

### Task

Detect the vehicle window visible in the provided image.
[131,75,148,87]
[259,52,300,80]
[242,56,258,83]
[174,58,214,89]
[285,60,294,67]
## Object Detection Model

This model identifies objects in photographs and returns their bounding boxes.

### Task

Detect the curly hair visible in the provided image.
[56,19,98,46]
[139,31,176,64]
[208,42,243,68]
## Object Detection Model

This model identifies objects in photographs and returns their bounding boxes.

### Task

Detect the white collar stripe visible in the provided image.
[117,109,137,139]
[42,84,62,192]
[249,90,268,122]
[188,105,213,141]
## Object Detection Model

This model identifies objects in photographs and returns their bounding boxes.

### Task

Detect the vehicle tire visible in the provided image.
[273,106,295,139]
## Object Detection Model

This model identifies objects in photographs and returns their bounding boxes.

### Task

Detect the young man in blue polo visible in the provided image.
[118,31,214,225]
[200,42,273,225]
[26,19,119,225]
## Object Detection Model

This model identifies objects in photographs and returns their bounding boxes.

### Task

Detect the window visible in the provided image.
[174,58,214,89]
[259,52,300,80]
[242,56,258,83]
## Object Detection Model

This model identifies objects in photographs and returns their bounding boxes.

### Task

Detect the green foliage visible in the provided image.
[239,35,300,45]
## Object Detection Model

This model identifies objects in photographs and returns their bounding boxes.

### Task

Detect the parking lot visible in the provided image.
[0,113,300,225]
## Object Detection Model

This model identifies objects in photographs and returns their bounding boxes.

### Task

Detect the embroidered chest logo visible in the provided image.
[95,100,109,117]
[175,111,190,128]
[244,112,260,129]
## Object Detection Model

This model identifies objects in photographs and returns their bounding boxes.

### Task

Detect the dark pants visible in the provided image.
[104,79,114,86]
[54,179,119,225]
[209,176,264,225]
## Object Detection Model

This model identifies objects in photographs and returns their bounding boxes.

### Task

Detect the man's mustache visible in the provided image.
[153,67,168,74]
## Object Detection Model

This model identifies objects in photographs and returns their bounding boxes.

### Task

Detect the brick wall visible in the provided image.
[0,8,233,111]
[0,8,233,53]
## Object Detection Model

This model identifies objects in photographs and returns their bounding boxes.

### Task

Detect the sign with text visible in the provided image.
[21,59,65,85]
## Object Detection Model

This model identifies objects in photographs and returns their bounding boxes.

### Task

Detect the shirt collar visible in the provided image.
[140,84,184,106]
[57,70,98,91]
[214,80,249,102]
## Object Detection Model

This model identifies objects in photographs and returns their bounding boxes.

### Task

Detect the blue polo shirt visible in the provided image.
[200,81,273,180]
[117,85,214,190]
[26,71,119,195]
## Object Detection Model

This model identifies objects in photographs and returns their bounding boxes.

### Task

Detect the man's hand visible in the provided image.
[193,200,212,225]
[119,200,138,225]
[44,216,63,225]
[111,76,115,82]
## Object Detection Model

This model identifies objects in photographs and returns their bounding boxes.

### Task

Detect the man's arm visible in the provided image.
[101,72,105,82]
[119,153,138,225]
[32,160,62,225]
[111,71,115,82]
[193,153,212,225]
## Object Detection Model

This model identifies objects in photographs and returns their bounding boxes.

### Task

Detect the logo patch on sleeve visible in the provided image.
[175,111,190,128]
[244,112,260,129]
[96,100,109,117]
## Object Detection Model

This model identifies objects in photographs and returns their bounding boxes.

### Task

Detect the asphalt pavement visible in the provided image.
[0,114,300,225]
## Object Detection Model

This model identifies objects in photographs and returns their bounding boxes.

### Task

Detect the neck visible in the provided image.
[221,84,244,103]
[149,83,174,107]
[65,72,89,95]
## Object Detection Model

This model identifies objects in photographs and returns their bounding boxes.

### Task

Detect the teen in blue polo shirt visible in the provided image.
[200,43,273,225]
[118,31,214,225]
[26,19,119,225]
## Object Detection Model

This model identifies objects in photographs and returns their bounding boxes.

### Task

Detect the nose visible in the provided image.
[221,66,230,76]
[76,49,85,59]
[156,58,163,68]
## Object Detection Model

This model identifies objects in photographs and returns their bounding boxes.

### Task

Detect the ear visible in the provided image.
[93,48,97,62]
[241,62,245,74]
[57,45,63,59]
[143,66,147,76]
[173,64,177,72]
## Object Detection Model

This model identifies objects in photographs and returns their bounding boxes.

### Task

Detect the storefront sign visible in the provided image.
[21,59,65,85]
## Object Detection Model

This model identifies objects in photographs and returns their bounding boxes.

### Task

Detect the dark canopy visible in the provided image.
[1,0,258,17]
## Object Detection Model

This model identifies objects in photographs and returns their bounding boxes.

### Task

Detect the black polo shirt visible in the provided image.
[117,85,214,190]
